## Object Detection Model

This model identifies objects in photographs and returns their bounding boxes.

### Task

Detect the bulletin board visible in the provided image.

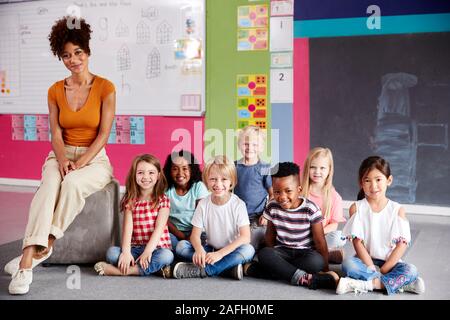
[0,0,205,116]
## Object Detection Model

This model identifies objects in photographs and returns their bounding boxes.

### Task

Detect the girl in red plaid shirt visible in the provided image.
[94,154,174,277]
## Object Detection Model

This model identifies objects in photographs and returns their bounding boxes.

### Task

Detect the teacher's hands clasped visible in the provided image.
[58,158,77,178]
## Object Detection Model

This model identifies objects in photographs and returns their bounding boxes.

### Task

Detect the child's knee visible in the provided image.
[158,249,174,265]
[175,240,192,255]
[238,244,255,262]
[404,263,418,278]
[341,257,356,275]
[106,246,121,264]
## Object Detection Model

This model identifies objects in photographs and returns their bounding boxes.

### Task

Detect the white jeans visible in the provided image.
[22,145,113,249]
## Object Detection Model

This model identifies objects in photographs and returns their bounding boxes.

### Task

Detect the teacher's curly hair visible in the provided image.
[48,16,92,59]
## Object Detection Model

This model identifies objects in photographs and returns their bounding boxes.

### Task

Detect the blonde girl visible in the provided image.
[301,147,346,263]
[94,154,174,277]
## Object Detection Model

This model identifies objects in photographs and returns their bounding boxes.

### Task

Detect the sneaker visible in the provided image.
[309,271,339,290]
[173,262,207,279]
[336,277,371,295]
[229,264,243,280]
[4,247,53,276]
[243,262,253,276]
[9,269,32,295]
[328,249,344,264]
[156,265,172,279]
[401,277,425,294]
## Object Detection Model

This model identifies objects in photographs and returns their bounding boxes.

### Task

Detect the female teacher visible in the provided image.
[6,16,115,295]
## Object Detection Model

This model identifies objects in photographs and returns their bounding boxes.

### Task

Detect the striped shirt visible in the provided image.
[125,195,172,248]
[263,197,323,249]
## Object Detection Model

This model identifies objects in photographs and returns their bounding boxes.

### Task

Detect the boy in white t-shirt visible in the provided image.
[173,155,255,280]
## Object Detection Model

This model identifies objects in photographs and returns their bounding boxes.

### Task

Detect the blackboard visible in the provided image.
[0,0,205,116]
[309,32,450,206]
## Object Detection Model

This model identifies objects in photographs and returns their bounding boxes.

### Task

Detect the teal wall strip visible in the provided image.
[294,13,450,38]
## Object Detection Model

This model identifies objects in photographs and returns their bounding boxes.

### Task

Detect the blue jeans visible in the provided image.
[106,245,174,276]
[325,230,347,249]
[342,256,419,295]
[175,240,255,276]
[169,232,207,253]
[249,215,266,252]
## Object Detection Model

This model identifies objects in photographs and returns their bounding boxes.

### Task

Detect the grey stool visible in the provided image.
[44,179,121,265]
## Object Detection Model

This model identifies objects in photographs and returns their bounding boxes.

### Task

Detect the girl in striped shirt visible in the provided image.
[94,154,174,277]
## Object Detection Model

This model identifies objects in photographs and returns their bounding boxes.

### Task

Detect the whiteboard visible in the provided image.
[0,0,205,116]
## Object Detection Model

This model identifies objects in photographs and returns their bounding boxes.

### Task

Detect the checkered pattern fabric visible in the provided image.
[129,195,172,248]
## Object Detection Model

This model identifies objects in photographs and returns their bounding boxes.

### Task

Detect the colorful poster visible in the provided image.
[237,5,268,28]
[108,118,117,144]
[11,114,49,141]
[108,116,145,144]
[236,74,268,129]
[130,116,145,144]
[237,5,268,51]
[11,115,24,141]
[237,28,268,51]
[174,39,202,60]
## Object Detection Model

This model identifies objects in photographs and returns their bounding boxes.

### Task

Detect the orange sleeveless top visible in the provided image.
[47,76,115,147]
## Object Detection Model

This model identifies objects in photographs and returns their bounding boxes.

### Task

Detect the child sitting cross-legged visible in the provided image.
[244,162,339,290]
[172,155,255,280]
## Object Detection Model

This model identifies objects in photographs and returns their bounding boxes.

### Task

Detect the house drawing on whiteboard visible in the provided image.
[117,44,131,71]
[142,7,158,21]
[372,72,448,203]
[146,48,161,79]
[115,19,129,37]
[156,20,172,44]
[136,21,151,44]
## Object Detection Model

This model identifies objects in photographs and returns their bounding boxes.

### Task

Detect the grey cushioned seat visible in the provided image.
[44,179,121,264]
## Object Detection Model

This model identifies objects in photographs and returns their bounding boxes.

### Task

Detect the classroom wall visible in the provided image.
[0,115,204,184]
[294,0,450,207]
[1,0,449,211]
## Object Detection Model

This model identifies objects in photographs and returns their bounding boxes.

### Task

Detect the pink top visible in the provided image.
[308,188,346,227]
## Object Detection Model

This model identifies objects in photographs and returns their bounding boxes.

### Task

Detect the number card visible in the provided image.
[270,69,293,103]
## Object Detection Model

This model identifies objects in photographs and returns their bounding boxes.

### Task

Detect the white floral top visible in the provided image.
[343,198,411,261]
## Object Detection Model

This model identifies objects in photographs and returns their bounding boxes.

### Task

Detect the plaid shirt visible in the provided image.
[126,195,171,248]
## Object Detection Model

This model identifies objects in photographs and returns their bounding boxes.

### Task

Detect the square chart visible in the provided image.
[0,14,20,97]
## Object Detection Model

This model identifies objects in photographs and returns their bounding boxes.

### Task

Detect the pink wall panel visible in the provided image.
[0,115,204,185]
[293,38,310,167]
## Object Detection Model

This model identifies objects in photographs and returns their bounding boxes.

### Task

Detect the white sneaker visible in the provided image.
[401,277,425,294]
[336,277,371,295]
[9,269,33,295]
[4,247,53,276]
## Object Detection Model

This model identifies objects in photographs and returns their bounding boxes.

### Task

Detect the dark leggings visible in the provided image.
[250,246,325,283]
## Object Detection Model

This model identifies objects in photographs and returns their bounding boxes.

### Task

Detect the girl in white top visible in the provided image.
[301,147,346,263]
[336,156,425,295]
[172,155,255,280]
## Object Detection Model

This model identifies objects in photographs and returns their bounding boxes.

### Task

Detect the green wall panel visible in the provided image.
[205,0,271,160]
